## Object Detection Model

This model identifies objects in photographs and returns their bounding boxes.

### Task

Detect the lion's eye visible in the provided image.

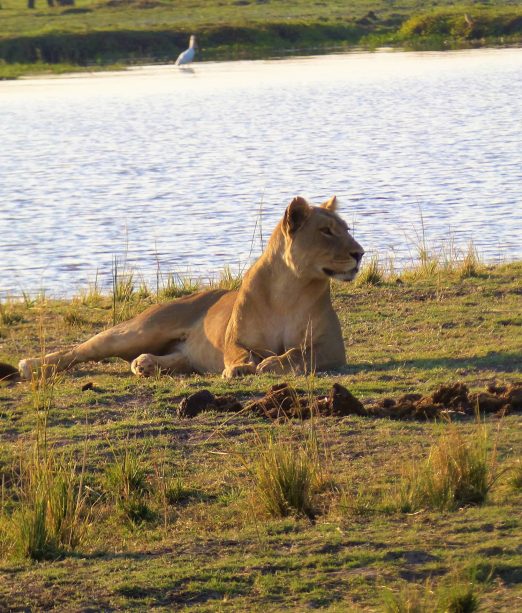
[320,228,333,236]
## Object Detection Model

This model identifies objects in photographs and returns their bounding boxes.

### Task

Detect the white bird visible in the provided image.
[175,35,197,66]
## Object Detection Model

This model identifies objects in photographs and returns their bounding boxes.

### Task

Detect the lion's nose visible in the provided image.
[350,252,363,265]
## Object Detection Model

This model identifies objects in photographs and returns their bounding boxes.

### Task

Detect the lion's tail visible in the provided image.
[0,362,20,382]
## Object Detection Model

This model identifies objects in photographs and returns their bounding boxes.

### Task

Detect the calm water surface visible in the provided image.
[1,48,521,297]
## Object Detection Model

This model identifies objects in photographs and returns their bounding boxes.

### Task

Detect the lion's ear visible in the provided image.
[320,195,337,212]
[283,196,311,235]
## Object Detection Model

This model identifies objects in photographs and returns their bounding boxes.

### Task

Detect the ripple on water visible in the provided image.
[1,48,521,296]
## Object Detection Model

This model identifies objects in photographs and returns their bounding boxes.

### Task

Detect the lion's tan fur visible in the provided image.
[18,196,364,380]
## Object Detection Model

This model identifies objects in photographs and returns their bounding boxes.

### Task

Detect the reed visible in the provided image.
[510,458,522,491]
[157,272,200,301]
[13,445,92,559]
[111,256,136,325]
[8,361,92,560]
[62,306,88,328]
[437,580,479,613]
[338,483,383,518]
[209,265,243,291]
[152,452,191,531]
[0,301,24,326]
[79,269,103,307]
[457,242,484,279]
[251,433,315,518]
[382,581,433,613]
[355,255,385,286]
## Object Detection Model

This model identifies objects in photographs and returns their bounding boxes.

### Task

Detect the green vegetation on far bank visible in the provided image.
[1,1,522,79]
[0,260,521,609]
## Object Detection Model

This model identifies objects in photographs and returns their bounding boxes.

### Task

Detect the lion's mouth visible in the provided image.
[322,267,358,282]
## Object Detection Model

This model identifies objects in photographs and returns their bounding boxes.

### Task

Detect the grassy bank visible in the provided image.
[0,260,521,609]
[1,1,522,79]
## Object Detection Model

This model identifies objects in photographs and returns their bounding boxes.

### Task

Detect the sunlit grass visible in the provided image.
[104,443,154,525]
[249,427,329,519]
[382,577,479,613]
[397,422,498,513]
[355,255,385,286]
[0,260,520,609]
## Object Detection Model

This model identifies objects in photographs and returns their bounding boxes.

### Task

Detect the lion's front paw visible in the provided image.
[19,358,39,381]
[222,363,257,379]
[131,354,158,378]
[256,356,286,375]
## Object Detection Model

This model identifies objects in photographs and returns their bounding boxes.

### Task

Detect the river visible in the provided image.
[1,47,521,297]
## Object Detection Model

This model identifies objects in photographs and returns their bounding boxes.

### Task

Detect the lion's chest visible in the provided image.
[259,314,306,355]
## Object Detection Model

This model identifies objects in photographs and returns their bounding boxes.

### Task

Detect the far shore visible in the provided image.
[1,41,520,84]
[1,2,522,80]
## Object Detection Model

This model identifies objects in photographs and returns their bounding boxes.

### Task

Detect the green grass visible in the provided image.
[397,423,497,513]
[382,576,479,613]
[1,1,521,78]
[0,261,521,609]
[249,429,327,519]
[104,442,155,524]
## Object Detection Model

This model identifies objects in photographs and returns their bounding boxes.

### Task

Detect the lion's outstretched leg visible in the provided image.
[131,351,192,377]
[18,324,161,380]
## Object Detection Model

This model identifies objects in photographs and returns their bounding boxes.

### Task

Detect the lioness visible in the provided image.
[18,196,364,380]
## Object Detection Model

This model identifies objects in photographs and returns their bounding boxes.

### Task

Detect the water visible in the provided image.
[1,48,521,297]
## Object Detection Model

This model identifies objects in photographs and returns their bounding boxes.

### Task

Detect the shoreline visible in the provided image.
[2,3,522,80]
[5,41,521,83]
[3,38,522,81]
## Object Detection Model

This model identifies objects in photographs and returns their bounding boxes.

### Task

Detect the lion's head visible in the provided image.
[281,195,364,282]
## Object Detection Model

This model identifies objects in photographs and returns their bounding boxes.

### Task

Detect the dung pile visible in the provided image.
[177,390,242,418]
[245,382,366,419]
[0,362,19,383]
[366,381,522,420]
[176,381,522,421]
[177,382,365,420]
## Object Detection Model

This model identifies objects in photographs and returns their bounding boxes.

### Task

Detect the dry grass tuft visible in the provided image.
[398,422,497,512]
[355,255,385,286]
[457,242,484,279]
[249,427,329,519]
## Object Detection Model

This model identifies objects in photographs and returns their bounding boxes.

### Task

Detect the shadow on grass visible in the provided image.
[474,561,522,586]
[59,350,522,384]
[347,351,522,375]
[116,581,250,606]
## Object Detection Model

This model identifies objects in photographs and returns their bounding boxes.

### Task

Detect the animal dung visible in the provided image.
[176,381,522,421]
[177,390,242,418]
[0,362,20,383]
